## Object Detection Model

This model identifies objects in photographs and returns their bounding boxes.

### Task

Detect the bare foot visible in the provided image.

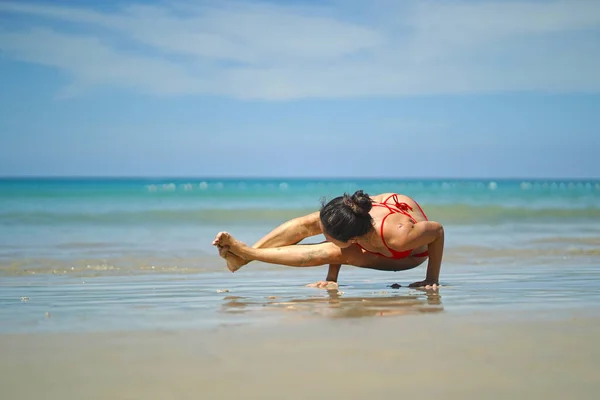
[216,244,246,273]
[212,232,250,272]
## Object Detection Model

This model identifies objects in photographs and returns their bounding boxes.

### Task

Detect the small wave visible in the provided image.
[529,237,600,246]
[447,245,600,258]
[1,204,598,226]
[2,178,600,200]
[0,255,223,277]
[1,244,598,278]
[56,242,120,249]
[0,208,315,226]
[425,204,600,224]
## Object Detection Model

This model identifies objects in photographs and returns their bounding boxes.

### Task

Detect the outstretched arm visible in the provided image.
[386,220,445,287]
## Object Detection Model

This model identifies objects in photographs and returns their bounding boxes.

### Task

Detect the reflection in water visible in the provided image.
[220,289,443,319]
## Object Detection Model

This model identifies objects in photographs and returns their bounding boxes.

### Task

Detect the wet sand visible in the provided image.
[2,258,599,399]
[2,309,599,400]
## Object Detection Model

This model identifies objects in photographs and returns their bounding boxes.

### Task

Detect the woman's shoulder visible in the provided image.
[369,192,400,203]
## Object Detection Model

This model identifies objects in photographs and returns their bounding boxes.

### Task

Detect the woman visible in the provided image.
[212,190,444,289]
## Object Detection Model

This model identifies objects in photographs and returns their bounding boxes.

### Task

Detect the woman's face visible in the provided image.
[320,221,354,248]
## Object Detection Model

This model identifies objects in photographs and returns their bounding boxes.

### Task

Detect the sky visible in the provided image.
[0,0,599,179]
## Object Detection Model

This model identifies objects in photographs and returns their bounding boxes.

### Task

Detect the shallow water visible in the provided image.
[2,259,599,334]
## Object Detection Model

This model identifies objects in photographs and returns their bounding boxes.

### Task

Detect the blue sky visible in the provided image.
[0,0,599,178]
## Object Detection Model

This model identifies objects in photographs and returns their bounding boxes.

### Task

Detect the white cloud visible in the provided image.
[0,28,207,97]
[0,0,599,99]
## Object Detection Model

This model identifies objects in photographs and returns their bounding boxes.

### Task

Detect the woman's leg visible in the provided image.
[214,231,427,271]
[215,212,321,272]
[215,232,345,267]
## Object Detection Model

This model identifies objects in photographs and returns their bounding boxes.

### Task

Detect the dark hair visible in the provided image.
[319,190,374,242]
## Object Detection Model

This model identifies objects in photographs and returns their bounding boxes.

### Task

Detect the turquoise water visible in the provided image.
[1,177,599,333]
[1,177,599,272]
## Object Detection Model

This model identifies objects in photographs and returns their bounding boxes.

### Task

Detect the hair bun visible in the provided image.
[343,190,372,217]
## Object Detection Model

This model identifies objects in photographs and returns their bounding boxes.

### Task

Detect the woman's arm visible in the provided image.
[386,220,445,287]
[325,263,341,282]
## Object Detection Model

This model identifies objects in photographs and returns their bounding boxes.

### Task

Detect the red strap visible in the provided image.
[379,212,393,252]
[382,194,396,204]
[378,194,416,223]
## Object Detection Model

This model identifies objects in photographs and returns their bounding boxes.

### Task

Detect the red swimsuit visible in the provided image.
[355,194,429,259]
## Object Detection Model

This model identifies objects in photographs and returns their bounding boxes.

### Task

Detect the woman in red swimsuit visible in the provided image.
[212,190,444,289]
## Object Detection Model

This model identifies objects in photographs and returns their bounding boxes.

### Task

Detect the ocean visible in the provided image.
[1,177,599,333]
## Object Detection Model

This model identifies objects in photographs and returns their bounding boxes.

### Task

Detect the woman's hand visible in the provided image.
[409,280,440,290]
[306,280,339,289]
[306,264,341,290]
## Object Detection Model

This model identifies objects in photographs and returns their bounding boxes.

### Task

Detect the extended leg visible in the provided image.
[215,232,344,267]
